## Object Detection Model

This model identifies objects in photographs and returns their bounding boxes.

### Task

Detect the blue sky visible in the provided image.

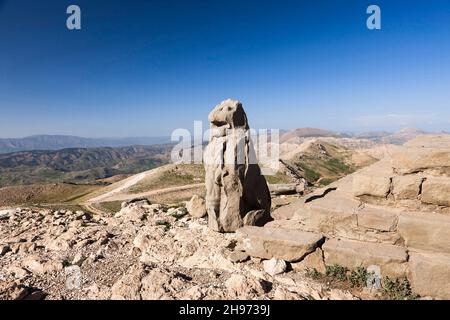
[0,0,449,137]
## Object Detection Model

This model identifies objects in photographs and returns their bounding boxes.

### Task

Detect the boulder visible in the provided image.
[204,99,271,232]
[0,209,15,220]
[409,251,450,299]
[398,211,450,254]
[115,200,149,222]
[263,258,287,276]
[236,226,323,262]
[392,175,423,200]
[186,195,207,218]
[120,198,151,209]
[421,176,450,207]
[226,250,249,263]
[322,238,408,278]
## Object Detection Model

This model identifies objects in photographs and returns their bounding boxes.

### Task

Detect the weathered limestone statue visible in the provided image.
[204,99,271,232]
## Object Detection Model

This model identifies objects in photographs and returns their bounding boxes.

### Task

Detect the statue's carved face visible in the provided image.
[208,99,248,130]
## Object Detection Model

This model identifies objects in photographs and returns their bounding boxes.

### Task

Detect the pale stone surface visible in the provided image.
[72,253,85,266]
[237,226,323,262]
[0,209,15,220]
[421,176,450,207]
[269,191,401,244]
[392,147,450,174]
[111,265,145,300]
[322,238,408,278]
[6,266,29,279]
[225,274,266,299]
[392,174,423,200]
[226,250,249,263]
[269,184,302,195]
[353,174,391,198]
[186,195,207,218]
[409,251,450,299]
[398,211,450,254]
[204,99,271,232]
[291,247,326,274]
[22,256,63,275]
[263,258,287,276]
[356,205,398,232]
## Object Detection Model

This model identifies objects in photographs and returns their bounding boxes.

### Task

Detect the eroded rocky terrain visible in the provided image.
[0,199,364,300]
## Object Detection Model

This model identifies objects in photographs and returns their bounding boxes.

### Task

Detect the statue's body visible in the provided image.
[204,99,271,232]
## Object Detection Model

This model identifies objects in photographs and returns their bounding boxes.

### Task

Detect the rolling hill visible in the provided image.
[0,145,172,187]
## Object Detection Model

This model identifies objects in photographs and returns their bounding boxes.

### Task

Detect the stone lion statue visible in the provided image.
[204,99,271,232]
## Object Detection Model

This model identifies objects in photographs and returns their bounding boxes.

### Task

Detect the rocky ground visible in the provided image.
[0,199,369,300]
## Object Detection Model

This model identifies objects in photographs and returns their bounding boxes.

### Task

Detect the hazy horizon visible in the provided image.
[1,0,450,137]
[1,126,448,140]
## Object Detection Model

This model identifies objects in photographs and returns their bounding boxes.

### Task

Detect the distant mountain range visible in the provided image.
[0,135,172,154]
[0,128,438,155]
[0,145,172,187]
[0,127,446,188]
[280,127,437,145]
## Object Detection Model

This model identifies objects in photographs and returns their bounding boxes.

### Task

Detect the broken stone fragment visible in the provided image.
[226,250,249,263]
[22,256,63,275]
[186,195,207,218]
[291,247,326,274]
[263,258,287,276]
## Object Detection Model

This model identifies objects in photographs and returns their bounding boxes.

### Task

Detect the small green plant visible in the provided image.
[349,267,370,288]
[325,264,349,281]
[305,268,322,280]
[382,277,418,300]
[318,178,335,186]
[299,164,321,183]
[155,220,171,231]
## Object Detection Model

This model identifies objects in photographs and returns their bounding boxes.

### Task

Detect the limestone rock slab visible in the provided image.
[236,226,323,262]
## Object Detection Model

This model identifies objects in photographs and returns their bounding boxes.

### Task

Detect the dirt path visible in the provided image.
[84,164,179,204]
[98,183,205,202]
[82,203,107,216]
[85,172,147,203]
[82,163,204,214]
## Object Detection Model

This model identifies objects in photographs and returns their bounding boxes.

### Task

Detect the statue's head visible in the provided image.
[208,99,249,130]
